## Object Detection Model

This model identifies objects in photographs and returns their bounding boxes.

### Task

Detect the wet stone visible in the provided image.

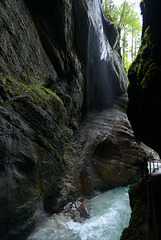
[64,202,72,213]
[63,198,91,223]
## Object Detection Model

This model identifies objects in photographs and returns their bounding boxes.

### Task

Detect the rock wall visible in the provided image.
[127,0,161,155]
[66,107,148,195]
[0,1,83,239]
[0,0,147,239]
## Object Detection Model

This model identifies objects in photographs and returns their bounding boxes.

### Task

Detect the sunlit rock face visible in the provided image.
[127,0,161,155]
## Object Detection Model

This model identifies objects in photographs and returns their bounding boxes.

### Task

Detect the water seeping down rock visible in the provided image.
[0,0,152,239]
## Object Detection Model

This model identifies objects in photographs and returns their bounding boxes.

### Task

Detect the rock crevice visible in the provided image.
[0,0,149,239]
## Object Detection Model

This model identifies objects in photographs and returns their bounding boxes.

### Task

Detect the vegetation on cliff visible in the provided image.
[102,0,142,70]
[0,73,64,112]
[126,0,161,238]
[127,21,161,154]
[128,26,161,92]
[121,181,147,240]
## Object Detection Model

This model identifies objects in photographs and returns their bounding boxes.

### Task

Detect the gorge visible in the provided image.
[27,186,131,240]
[0,0,161,239]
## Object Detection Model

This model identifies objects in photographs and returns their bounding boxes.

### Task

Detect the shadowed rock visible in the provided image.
[0,0,144,239]
[63,198,91,223]
[67,106,150,194]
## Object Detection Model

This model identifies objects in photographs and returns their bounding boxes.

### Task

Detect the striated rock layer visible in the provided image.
[0,0,149,239]
[66,105,148,195]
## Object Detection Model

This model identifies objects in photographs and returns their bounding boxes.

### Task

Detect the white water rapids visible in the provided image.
[27,186,131,240]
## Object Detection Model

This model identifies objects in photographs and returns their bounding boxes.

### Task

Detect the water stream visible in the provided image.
[27,186,131,240]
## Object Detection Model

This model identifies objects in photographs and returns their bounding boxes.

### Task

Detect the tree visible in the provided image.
[102,0,142,70]
[102,0,119,22]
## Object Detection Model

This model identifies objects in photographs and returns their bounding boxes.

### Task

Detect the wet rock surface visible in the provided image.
[126,0,161,237]
[0,0,142,239]
[66,104,150,195]
[63,198,91,223]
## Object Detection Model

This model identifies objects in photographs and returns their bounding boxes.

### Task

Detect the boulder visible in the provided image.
[63,198,91,223]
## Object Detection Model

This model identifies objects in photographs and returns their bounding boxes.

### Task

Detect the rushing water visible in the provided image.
[27,186,131,240]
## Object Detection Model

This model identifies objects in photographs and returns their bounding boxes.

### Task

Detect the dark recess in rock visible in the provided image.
[0,0,150,239]
[43,181,65,214]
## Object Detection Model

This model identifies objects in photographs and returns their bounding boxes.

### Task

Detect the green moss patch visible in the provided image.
[0,73,64,110]
[121,181,148,240]
[128,25,161,97]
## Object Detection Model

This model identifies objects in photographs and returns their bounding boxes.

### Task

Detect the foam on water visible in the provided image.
[27,186,131,240]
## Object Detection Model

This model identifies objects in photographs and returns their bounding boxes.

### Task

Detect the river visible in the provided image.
[27,186,131,240]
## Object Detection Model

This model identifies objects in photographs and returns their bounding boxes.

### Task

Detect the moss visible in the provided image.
[0,73,64,108]
[128,24,161,97]
[121,181,147,240]
[141,63,159,91]
[136,27,152,83]
[0,74,26,96]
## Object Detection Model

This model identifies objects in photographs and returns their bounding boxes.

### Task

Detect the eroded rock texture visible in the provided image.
[127,0,161,155]
[67,106,148,195]
[0,0,147,239]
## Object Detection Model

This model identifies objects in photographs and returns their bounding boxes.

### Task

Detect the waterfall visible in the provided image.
[26,3,132,240]
[86,0,117,110]
[87,0,112,61]
[27,186,131,240]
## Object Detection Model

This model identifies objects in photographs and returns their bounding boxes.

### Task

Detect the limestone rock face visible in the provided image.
[0,0,85,238]
[127,0,161,155]
[66,107,148,194]
[0,0,143,239]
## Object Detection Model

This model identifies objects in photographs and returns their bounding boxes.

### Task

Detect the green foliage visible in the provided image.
[102,0,142,70]
[102,0,119,23]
